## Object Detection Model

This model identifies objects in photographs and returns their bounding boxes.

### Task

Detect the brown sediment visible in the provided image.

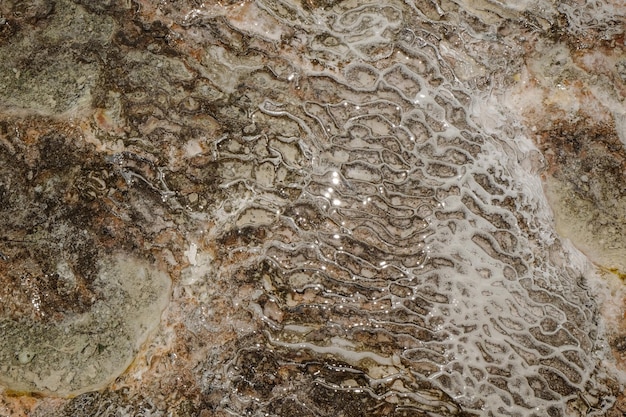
[0,112,177,397]
[520,94,626,283]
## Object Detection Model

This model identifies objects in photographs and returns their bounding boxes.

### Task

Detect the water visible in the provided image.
[180,0,623,415]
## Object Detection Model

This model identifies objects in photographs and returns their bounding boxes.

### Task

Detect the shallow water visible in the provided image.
[0,0,625,415]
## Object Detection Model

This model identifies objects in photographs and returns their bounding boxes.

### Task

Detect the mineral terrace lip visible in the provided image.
[0,0,625,415]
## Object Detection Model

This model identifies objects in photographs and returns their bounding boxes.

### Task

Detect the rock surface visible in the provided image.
[0,0,625,415]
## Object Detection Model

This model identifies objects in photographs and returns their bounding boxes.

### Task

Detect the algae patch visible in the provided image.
[0,255,170,397]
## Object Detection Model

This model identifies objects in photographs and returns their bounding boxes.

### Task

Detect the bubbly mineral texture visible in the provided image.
[0,0,625,416]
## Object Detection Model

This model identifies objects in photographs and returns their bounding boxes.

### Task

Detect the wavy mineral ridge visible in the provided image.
[0,0,625,415]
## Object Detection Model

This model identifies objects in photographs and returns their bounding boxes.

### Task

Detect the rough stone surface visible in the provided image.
[0,0,625,416]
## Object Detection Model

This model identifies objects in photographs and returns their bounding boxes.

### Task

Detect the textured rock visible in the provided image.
[0,0,625,415]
